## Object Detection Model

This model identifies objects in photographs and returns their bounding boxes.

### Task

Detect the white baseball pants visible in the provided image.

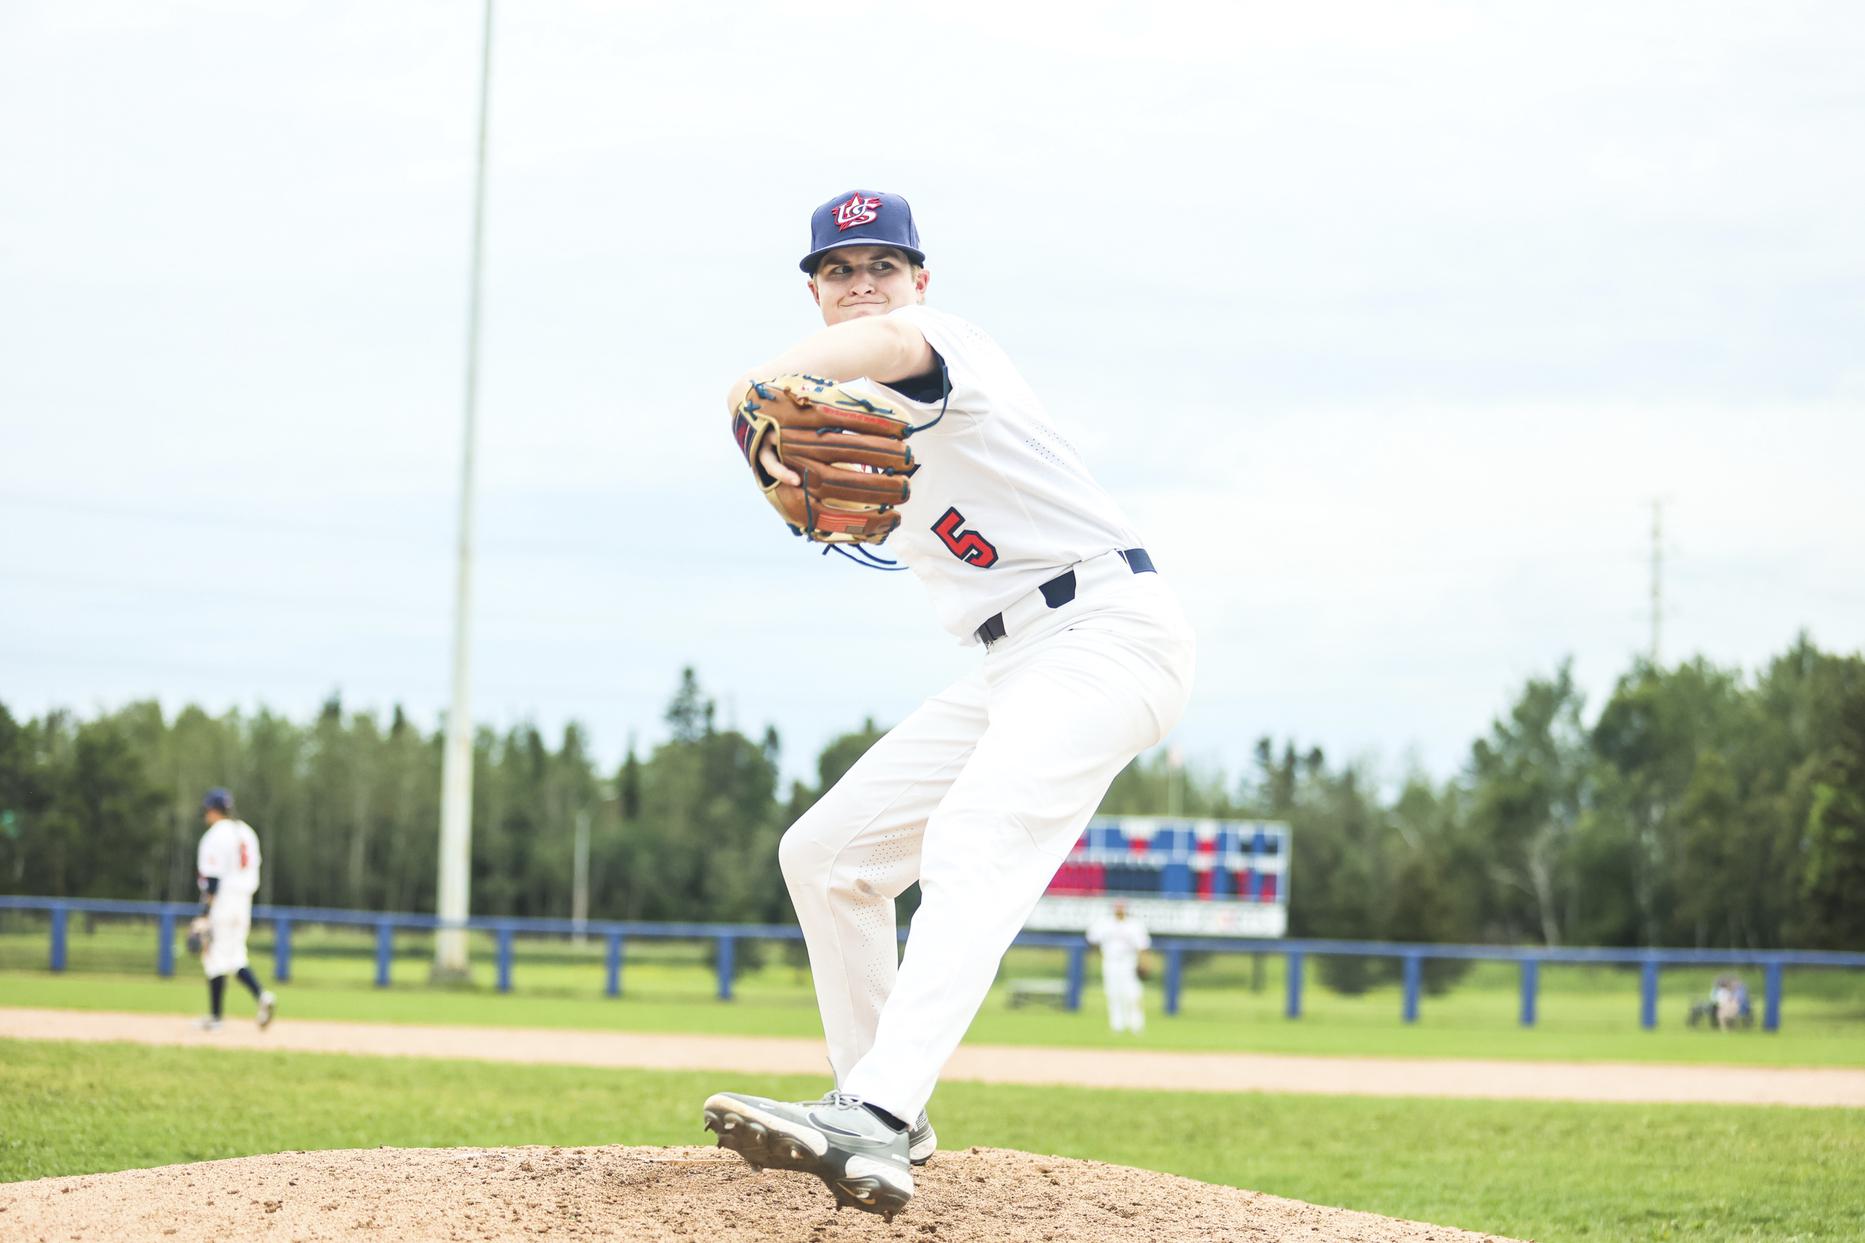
[779,567,1194,1122]
[1103,964,1145,1033]
[203,891,252,978]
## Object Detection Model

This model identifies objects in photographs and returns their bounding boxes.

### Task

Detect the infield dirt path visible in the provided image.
[5,1006,1862,1107]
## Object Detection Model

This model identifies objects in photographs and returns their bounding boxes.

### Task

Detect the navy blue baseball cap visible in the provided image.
[201,787,234,813]
[800,189,925,274]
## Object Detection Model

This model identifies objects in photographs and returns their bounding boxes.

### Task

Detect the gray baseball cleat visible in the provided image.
[703,1090,914,1220]
[192,1016,222,1032]
[257,990,277,1030]
[908,1111,936,1166]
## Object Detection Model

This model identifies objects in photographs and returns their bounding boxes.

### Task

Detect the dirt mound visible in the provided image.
[0,1144,1521,1242]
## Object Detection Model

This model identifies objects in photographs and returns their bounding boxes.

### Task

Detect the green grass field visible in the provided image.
[4,918,1864,1066]
[3,1038,1860,1242]
[5,919,1863,1239]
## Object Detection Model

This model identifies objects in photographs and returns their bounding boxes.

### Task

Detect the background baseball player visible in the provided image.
[1085,900,1152,1034]
[192,788,276,1032]
[704,190,1196,1219]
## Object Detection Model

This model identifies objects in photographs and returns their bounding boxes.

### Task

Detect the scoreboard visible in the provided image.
[1024,815,1291,938]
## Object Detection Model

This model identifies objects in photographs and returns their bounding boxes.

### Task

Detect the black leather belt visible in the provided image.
[975,548,1155,647]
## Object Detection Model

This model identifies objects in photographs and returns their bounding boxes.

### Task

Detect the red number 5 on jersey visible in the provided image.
[933,507,999,568]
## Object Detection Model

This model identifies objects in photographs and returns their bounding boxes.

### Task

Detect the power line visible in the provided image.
[0,491,776,566]
[0,492,433,548]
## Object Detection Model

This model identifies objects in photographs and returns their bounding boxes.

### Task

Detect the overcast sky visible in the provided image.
[2,0,1861,793]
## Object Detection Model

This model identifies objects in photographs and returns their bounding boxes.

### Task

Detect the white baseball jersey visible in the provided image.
[842,305,1146,640]
[1086,914,1151,971]
[197,818,262,898]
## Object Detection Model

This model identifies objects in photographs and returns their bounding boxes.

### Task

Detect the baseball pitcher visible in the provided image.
[704,191,1196,1219]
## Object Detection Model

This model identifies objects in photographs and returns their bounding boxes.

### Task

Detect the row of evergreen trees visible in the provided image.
[3,637,1861,951]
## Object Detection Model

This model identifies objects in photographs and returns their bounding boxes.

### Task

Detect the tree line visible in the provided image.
[3,638,1861,955]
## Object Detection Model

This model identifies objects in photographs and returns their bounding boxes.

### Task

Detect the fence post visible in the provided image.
[716,934,736,1001]
[1285,950,1304,1019]
[1066,942,1085,1012]
[274,917,293,983]
[1402,954,1422,1023]
[496,927,515,993]
[1162,946,1183,1015]
[1519,958,1539,1027]
[49,903,68,972]
[1639,959,1659,1030]
[375,922,393,988]
[158,911,176,978]
[605,932,624,998]
[1763,960,1783,1032]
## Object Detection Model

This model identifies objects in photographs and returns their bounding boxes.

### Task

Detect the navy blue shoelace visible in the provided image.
[824,544,908,571]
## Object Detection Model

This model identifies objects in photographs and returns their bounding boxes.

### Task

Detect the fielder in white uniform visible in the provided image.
[704,191,1196,1219]
[194,788,277,1032]
[1086,901,1152,1034]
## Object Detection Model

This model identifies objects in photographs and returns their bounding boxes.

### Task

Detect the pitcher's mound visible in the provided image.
[0,1145,1523,1242]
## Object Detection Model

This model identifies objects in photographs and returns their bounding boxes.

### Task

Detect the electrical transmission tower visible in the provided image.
[1649,498,1664,667]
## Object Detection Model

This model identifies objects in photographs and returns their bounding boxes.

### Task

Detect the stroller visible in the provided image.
[1687,975,1754,1029]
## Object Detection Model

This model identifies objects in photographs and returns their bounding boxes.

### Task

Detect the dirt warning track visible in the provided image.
[2,1006,1861,1107]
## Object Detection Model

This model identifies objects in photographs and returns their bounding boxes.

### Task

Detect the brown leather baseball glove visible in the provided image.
[731,374,915,544]
[186,915,212,956]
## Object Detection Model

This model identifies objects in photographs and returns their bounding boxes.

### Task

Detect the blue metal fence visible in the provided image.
[5,895,1861,1031]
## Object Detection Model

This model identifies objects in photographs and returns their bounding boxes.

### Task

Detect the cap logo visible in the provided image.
[833,194,882,232]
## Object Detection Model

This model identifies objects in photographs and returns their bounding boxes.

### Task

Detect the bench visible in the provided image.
[1006,978,1070,1009]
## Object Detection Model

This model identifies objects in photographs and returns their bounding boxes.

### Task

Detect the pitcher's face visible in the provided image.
[810,246,928,325]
